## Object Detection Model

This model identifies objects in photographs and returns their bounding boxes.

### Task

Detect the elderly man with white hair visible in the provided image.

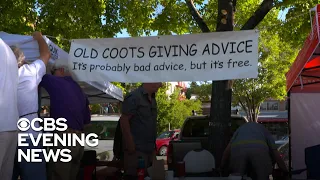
[10,32,50,180]
[40,58,91,180]
[0,38,19,180]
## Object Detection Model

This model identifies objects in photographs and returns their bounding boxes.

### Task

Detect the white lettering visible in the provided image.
[44,118,56,131]
[31,118,43,131]
[68,133,72,146]
[31,149,42,162]
[29,133,42,146]
[56,118,68,131]
[18,149,30,162]
[86,133,99,147]
[54,133,66,146]
[16,118,99,163]
[18,149,73,163]
[18,133,29,146]
[42,133,54,146]
[17,118,31,131]
[72,133,85,146]
[17,118,99,163]
[60,149,72,162]
[43,149,60,162]
[19,133,99,147]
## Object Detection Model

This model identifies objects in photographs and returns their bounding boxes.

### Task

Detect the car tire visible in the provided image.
[159,146,167,156]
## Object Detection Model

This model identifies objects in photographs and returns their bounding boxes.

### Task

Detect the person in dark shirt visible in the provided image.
[220,122,288,180]
[120,83,162,180]
[40,59,91,180]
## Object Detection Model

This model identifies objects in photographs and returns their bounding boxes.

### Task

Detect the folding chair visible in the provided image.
[291,144,320,179]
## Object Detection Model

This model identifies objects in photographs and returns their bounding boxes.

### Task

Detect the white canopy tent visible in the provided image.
[40,81,123,105]
[285,5,320,179]
[0,32,123,105]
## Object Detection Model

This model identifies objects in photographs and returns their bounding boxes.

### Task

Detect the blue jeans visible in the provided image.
[12,139,47,180]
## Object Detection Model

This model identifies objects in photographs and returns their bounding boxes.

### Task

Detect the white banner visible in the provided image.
[0,32,123,101]
[69,30,259,82]
[0,32,67,64]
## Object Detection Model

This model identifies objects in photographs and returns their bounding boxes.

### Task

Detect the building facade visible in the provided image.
[201,99,288,121]
[166,82,187,99]
[258,99,288,122]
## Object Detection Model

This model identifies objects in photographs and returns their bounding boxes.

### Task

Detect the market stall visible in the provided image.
[0,32,123,104]
[286,4,320,179]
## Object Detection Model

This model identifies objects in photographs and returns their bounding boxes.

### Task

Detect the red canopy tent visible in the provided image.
[286,4,320,179]
[286,5,320,92]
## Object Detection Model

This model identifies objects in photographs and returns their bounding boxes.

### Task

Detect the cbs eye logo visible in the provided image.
[17,118,31,131]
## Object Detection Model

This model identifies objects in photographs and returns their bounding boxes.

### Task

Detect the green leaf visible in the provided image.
[156,83,202,134]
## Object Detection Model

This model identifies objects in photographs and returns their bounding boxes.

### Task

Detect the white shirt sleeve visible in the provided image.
[20,59,46,85]
[0,39,19,131]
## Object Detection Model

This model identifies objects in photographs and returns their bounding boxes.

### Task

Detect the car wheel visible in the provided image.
[159,146,167,156]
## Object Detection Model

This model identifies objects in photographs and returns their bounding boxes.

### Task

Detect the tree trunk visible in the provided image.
[254,103,261,122]
[240,101,261,122]
[186,0,275,170]
[208,0,235,169]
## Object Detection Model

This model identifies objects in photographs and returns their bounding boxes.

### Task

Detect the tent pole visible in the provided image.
[287,91,292,179]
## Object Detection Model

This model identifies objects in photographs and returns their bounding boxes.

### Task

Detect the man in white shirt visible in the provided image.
[0,38,19,180]
[11,32,50,180]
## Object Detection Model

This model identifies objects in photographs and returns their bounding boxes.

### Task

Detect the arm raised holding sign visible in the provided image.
[33,32,51,66]
[10,31,50,180]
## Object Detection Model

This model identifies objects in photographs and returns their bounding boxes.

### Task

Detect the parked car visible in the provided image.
[84,114,120,161]
[275,136,289,148]
[156,129,180,156]
[277,141,289,168]
[167,114,248,170]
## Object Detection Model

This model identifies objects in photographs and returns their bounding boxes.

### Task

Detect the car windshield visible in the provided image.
[182,116,247,137]
[278,142,289,154]
[157,131,174,139]
[182,118,209,137]
[282,136,289,140]
[84,120,118,140]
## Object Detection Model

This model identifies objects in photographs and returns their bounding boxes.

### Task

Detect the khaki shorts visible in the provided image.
[47,132,84,180]
[0,131,18,180]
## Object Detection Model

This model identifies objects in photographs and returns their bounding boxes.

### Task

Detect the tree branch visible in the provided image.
[185,0,211,32]
[244,91,254,121]
[274,0,290,8]
[241,0,274,30]
[239,100,246,112]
